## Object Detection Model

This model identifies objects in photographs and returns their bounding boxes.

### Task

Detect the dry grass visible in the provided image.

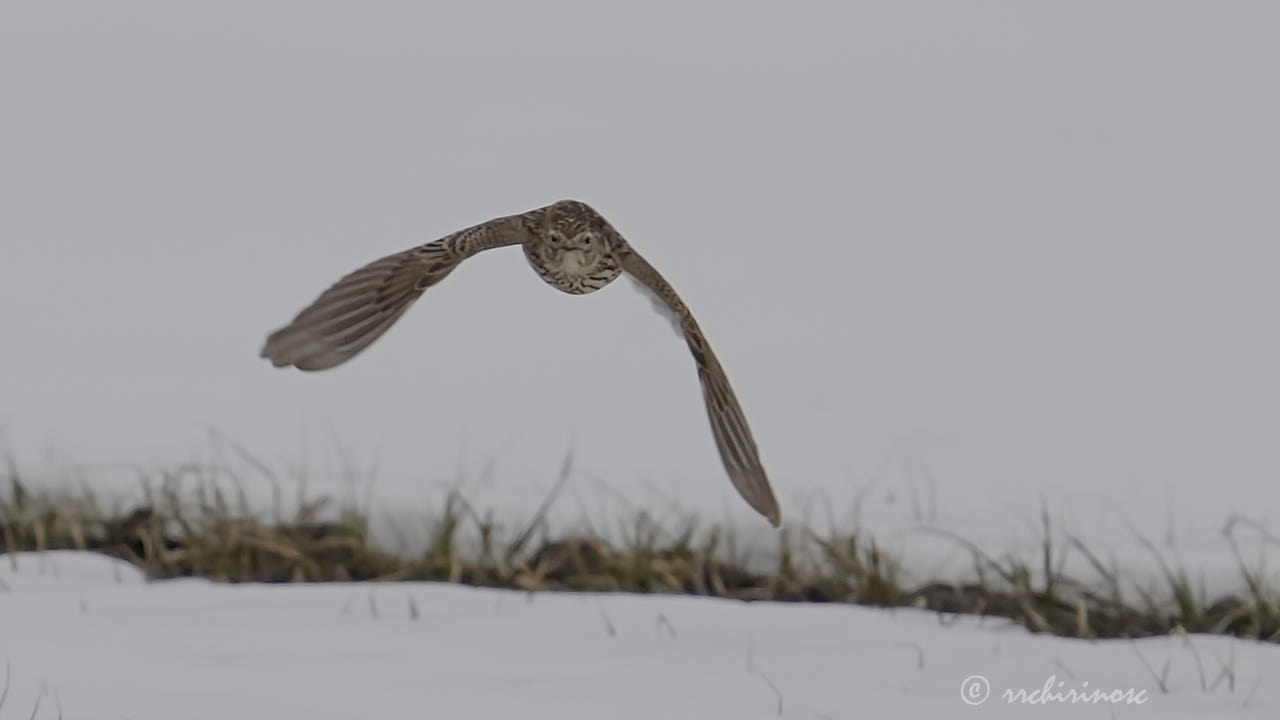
[3,461,1279,644]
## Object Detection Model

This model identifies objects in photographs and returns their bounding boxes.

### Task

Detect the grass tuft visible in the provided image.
[3,462,1279,643]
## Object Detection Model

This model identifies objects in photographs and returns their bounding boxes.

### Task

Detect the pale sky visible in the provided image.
[2,1,1278,553]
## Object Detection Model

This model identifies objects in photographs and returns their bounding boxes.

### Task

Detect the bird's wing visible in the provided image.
[261,212,536,371]
[619,248,782,527]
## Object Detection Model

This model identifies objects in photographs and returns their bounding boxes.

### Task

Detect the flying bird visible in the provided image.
[260,200,781,527]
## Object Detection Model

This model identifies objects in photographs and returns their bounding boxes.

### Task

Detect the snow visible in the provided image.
[0,551,1276,719]
[2,11,1280,709]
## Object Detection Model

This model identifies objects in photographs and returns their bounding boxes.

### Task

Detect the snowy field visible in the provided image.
[2,3,1278,717]
[1,552,1277,720]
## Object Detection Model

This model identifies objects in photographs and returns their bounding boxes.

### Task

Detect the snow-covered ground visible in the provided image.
[2,8,1279,712]
[1,551,1275,719]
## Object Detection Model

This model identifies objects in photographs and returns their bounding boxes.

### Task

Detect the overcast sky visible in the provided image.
[2,1,1277,550]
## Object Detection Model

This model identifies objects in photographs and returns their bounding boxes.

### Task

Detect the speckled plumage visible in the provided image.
[260,199,781,527]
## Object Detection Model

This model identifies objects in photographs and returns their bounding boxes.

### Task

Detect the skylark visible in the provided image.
[261,200,781,527]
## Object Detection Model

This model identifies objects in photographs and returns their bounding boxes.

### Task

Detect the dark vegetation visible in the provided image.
[3,458,1278,644]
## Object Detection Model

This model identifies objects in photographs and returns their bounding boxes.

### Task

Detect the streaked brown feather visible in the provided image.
[619,249,782,528]
[260,214,532,371]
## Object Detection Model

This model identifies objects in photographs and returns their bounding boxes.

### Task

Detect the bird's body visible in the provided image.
[261,199,782,527]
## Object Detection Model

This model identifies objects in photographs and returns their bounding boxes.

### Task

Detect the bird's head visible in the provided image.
[523,200,623,294]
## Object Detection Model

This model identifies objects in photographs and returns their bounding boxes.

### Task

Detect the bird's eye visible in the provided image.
[549,233,561,244]
[580,234,592,246]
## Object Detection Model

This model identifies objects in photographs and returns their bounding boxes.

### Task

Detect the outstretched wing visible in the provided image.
[620,248,782,527]
[261,212,535,371]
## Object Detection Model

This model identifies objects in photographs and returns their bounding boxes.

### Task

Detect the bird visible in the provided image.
[260,199,782,527]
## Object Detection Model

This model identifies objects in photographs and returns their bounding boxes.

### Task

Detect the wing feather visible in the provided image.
[261,213,534,371]
[620,248,782,527]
